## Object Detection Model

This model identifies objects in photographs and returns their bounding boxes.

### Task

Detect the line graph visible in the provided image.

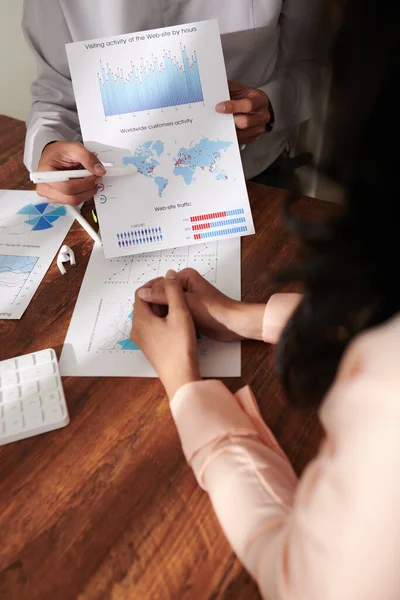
[105,257,133,284]
[97,303,139,353]
[0,255,39,306]
[98,43,204,117]
[102,242,219,288]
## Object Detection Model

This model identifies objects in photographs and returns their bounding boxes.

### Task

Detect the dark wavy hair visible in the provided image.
[277,0,400,407]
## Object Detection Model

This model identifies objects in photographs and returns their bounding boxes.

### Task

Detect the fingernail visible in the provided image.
[94,163,106,175]
[215,102,226,113]
[166,269,177,280]
[138,288,151,300]
[95,177,102,185]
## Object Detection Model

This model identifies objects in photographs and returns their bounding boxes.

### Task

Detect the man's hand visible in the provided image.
[36,141,106,205]
[216,80,271,144]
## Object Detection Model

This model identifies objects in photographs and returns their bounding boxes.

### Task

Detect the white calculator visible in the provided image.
[0,349,69,445]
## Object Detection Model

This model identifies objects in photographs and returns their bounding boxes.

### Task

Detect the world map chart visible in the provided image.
[122,138,232,198]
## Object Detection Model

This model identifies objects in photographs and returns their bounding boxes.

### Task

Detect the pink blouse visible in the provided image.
[170,295,400,600]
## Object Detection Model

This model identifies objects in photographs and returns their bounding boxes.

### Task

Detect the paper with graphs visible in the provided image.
[60,238,241,377]
[66,20,254,259]
[0,190,74,319]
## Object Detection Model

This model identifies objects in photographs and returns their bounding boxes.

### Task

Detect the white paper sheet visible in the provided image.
[59,238,241,377]
[66,20,254,259]
[0,191,74,320]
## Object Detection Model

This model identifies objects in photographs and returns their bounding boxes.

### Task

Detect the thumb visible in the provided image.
[164,270,187,313]
[215,81,249,114]
[72,145,106,176]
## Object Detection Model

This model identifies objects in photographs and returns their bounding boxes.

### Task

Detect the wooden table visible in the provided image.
[0,115,332,600]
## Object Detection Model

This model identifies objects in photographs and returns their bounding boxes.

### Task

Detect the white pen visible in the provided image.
[67,205,103,246]
[30,164,137,184]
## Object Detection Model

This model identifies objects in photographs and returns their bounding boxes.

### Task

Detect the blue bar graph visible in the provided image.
[98,44,204,117]
[196,226,248,240]
[209,217,246,228]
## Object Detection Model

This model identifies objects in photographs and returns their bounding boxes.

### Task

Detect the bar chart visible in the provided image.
[98,44,204,117]
[189,209,248,241]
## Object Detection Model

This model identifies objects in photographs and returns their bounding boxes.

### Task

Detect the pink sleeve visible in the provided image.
[170,380,298,599]
[170,372,400,599]
[262,293,302,344]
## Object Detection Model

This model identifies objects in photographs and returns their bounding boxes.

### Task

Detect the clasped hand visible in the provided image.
[131,268,245,399]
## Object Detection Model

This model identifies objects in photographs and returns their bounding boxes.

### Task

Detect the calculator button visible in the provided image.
[1,388,20,403]
[40,390,61,406]
[20,381,39,397]
[19,367,37,382]
[36,364,55,378]
[5,414,24,432]
[44,405,63,423]
[17,354,35,369]
[0,360,16,374]
[1,372,19,387]
[35,350,54,365]
[38,376,59,392]
[24,411,44,428]
[4,402,22,416]
[22,395,41,411]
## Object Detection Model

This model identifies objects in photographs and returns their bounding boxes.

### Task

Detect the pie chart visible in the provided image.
[17,202,67,231]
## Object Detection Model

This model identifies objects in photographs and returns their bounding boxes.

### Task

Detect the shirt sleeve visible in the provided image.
[262,293,302,344]
[170,373,400,599]
[260,0,325,133]
[22,0,81,171]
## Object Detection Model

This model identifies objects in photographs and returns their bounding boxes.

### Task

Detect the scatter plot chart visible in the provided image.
[103,242,219,288]
[104,258,134,284]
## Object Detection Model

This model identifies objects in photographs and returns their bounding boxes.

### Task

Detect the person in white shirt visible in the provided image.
[22,0,321,205]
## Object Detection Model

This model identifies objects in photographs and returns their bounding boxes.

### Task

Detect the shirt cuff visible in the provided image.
[259,80,286,133]
[259,76,312,133]
[24,127,67,171]
[262,293,302,344]
[170,380,290,466]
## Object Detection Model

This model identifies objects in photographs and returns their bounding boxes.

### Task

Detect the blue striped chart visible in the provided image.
[193,217,246,231]
[190,208,248,240]
[194,226,248,240]
[98,44,204,117]
[190,209,245,224]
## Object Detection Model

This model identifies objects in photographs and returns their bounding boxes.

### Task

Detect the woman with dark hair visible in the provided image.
[130,1,400,597]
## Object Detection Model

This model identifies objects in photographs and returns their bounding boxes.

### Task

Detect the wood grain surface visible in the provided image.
[0,115,336,600]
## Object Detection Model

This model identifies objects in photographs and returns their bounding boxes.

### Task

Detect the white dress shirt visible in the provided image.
[22,0,321,178]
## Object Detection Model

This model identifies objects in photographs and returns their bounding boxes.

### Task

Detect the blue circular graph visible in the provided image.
[17,202,67,231]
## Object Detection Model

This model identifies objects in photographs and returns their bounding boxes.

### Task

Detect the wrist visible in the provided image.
[41,140,65,156]
[163,363,202,401]
[228,301,266,341]
[263,293,302,344]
